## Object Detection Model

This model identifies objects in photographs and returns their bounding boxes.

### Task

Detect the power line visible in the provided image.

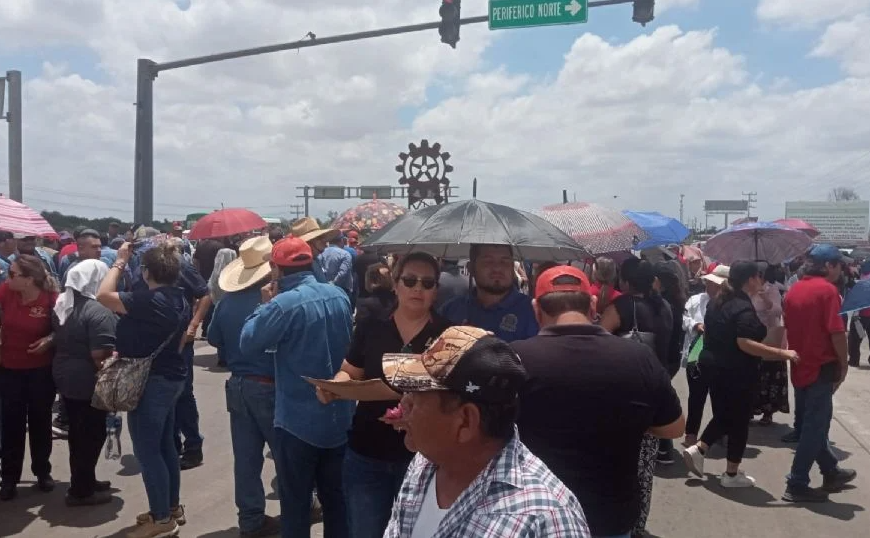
[742,191,757,217]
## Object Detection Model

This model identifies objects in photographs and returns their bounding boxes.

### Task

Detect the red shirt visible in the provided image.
[0,282,57,370]
[589,283,622,314]
[783,276,845,388]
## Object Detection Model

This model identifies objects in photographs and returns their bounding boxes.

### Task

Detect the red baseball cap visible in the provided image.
[534,265,591,299]
[270,237,314,268]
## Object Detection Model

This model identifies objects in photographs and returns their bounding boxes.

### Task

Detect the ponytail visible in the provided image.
[597,283,611,314]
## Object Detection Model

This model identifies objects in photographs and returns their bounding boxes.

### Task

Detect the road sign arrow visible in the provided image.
[565,0,583,16]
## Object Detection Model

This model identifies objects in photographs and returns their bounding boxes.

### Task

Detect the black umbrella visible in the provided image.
[362,199,590,260]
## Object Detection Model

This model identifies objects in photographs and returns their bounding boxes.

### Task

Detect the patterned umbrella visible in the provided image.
[774,218,821,239]
[0,196,59,238]
[703,221,813,264]
[535,202,650,255]
[332,200,406,232]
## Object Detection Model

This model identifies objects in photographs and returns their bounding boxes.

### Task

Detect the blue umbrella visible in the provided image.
[623,211,690,250]
[703,221,812,265]
[841,279,870,314]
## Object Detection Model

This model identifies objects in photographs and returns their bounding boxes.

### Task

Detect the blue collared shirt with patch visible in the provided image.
[316,245,353,294]
[208,286,274,379]
[439,287,539,342]
[239,272,354,449]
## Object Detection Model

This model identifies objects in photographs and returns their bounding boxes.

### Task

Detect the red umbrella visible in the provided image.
[0,196,59,239]
[774,218,820,239]
[188,208,267,240]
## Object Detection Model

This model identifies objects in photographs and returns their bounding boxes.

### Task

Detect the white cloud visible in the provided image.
[756,0,870,27]
[811,14,870,77]
[0,0,868,226]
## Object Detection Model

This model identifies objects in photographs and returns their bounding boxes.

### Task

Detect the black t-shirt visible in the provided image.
[346,313,452,461]
[354,289,396,325]
[612,294,673,369]
[701,291,767,373]
[193,239,224,281]
[512,324,683,537]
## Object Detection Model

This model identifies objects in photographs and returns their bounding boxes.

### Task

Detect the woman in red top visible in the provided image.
[0,254,58,501]
[590,257,622,318]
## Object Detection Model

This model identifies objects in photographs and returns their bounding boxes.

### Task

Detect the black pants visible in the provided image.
[0,366,55,486]
[848,317,870,365]
[699,364,758,464]
[685,364,710,436]
[64,397,107,498]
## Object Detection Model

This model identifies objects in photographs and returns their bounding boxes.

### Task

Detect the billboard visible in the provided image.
[785,201,870,245]
[705,200,749,213]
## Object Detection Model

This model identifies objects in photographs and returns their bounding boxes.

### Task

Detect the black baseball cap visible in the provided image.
[382,326,527,404]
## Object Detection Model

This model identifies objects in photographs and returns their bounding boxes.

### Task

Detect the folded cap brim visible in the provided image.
[701,274,726,285]
[218,258,272,293]
[382,353,450,394]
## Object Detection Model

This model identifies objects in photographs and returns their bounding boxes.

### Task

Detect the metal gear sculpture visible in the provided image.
[396,139,453,209]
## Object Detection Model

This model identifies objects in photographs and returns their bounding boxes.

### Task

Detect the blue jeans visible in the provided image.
[273,427,347,538]
[129,375,185,520]
[343,448,409,538]
[174,343,203,453]
[226,376,276,533]
[786,378,839,488]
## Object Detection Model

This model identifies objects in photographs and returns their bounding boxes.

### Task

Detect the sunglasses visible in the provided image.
[400,276,437,290]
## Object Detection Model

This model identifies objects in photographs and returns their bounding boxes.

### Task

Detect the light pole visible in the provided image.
[3,71,23,202]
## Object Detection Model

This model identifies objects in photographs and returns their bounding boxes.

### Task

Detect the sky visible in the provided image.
[1,0,869,225]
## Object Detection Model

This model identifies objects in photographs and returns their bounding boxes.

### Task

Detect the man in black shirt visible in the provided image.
[512,265,685,538]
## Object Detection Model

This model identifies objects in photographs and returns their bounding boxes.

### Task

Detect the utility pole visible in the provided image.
[742,191,757,218]
[3,71,23,202]
[679,193,685,224]
[288,204,304,221]
[296,186,311,218]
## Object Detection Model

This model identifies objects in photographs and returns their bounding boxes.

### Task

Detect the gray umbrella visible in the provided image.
[361,199,590,260]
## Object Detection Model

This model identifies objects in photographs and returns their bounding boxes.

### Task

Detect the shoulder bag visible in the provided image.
[622,297,657,351]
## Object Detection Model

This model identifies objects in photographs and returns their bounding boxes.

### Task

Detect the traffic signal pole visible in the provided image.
[133,0,639,223]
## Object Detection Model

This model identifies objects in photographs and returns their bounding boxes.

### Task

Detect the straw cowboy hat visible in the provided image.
[219,236,273,293]
[290,217,340,244]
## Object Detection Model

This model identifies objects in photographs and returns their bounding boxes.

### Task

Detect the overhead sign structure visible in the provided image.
[785,201,870,246]
[312,186,347,200]
[360,186,393,200]
[704,200,749,214]
[489,0,588,30]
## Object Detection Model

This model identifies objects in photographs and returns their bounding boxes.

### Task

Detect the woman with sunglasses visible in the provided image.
[0,255,59,501]
[316,252,452,538]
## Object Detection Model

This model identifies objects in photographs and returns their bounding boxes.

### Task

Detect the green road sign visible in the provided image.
[489,0,588,30]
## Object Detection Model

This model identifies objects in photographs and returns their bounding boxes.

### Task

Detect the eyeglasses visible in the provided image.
[400,276,437,290]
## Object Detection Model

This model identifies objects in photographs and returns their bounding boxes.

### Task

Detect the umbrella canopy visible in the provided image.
[331,200,406,232]
[841,279,870,314]
[703,221,813,265]
[0,196,58,239]
[362,199,589,260]
[774,218,821,239]
[188,208,267,240]
[535,202,650,255]
[623,211,690,249]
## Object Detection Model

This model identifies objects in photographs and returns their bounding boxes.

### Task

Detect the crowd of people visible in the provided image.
[0,215,866,538]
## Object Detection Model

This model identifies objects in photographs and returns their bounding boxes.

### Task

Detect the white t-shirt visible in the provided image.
[411,476,450,538]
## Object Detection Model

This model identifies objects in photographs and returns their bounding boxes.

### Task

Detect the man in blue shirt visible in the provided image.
[12,234,57,277]
[241,236,353,538]
[289,217,353,293]
[208,236,281,537]
[440,244,539,342]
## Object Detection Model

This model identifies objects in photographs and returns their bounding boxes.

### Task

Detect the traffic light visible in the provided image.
[632,0,655,26]
[439,0,461,49]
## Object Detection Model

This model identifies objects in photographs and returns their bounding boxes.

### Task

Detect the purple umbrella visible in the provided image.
[703,221,812,265]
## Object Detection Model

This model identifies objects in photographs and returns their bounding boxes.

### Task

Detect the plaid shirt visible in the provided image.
[384,430,590,538]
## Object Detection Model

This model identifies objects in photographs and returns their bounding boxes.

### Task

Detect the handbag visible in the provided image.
[622,297,657,351]
[91,326,183,412]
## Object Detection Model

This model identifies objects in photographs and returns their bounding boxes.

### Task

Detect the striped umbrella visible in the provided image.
[0,196,59,238]
[535,202,650,255]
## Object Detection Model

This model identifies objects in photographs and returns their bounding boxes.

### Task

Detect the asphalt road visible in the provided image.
[2,340,869,538]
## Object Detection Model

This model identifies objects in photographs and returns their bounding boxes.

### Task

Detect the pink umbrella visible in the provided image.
[774,218,820,238]
[0,196,59,239]
[536,202,651,255]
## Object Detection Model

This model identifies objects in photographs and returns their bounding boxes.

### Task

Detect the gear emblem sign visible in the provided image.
[396,139,453,208]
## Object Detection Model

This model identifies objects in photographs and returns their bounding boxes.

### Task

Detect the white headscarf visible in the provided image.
[54,259,109,326]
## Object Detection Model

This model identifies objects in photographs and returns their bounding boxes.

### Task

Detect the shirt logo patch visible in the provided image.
[29,306,46,318]
[465,382,480,393]
[499,314,518,333]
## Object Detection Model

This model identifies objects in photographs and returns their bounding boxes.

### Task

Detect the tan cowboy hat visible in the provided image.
[219,236,273,293]
[290,217,340,244]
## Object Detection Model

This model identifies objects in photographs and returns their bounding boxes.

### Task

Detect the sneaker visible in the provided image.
[682,445,705,477]
[656,450,675,465]
[782,485,829,503]
[127,515,179,538]
[66,491,113,507]
[822,468,857,492]
[179,449,203,470]
[720,471,756,488]
[51,418,69,437]
[241,514,281,537]
[137,506,186,526]
[0,484,17,501]
[781,430,800,443]
[36,475,55,492]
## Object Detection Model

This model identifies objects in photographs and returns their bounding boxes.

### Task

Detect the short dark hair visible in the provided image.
[365,262,393,292]
[392,252,440,283]
[469,244,512,266]
[79,229,101,241]
[537,290,593,317]
[439,393,517,442]
[280,263,313,277]
[141,242,181,285]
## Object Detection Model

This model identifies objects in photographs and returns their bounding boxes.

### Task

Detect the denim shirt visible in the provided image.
[208,286,274,379]
[316,246,353,293]
[240,272,354,448]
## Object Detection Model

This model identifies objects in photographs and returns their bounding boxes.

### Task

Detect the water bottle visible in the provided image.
[105,413,123,460]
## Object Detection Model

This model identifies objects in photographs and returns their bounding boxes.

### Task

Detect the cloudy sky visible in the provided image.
[1,0,869,225]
